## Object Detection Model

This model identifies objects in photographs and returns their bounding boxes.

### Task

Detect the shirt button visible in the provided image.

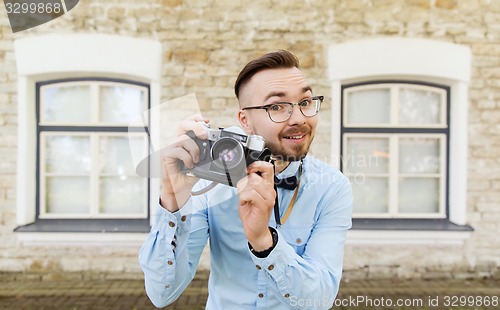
[284,293,290,298]
[167,260,173,265]
[258,293,264,298]
[268,265,274,271]
[181,215,187,222]
[296,238,302,244]
[255,265,261,270]
[165,284,171,289]
[169,221,175,227]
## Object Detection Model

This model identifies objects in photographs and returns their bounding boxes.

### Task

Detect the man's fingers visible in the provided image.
[163,144,195,169]
[246,161,275,185]
[236,176,248,191]
[176,134,201,163]
[187,114,209,123]
[238,188,265,207]
[238,174,276,203]
[163,133,202,165]
[176,115,209,138]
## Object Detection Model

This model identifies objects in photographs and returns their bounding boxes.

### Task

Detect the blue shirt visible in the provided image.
[139,156,352,309]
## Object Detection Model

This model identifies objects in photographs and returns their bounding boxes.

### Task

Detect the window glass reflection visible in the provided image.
[46,176,89,214]
[43,85,91,123]
[99,177,145,214]
[345,137,389,174]
[399,177,439,213]
[347,89,390,125]
[100,86,146,124]
[399,137,440,174]
[351,177,389,214]
[399,88,441,125]
[45,135,90,174]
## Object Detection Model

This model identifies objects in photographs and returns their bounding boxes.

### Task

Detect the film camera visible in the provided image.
[182,124,271,187]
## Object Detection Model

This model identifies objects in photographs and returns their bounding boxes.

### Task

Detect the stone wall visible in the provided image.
[0,0,499,279]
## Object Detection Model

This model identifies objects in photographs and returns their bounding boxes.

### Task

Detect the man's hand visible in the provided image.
[237,161,276,252]
[160,114,209,212]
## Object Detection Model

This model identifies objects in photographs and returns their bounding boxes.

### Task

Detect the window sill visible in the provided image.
[347,219,473,245]
[14,219,150,233]
[14,219,150,247]
[352,218,473,231]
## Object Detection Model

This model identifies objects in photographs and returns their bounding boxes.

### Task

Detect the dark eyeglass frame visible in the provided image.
[241,96,324,123]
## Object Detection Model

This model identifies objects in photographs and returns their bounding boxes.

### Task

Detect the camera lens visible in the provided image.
[211,137,244,170]
[219,148,237,163]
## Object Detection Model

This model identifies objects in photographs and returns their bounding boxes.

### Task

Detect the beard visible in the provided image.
[265,131,315,162]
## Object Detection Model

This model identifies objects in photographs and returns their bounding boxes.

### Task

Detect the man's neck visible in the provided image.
[274,160,290,174]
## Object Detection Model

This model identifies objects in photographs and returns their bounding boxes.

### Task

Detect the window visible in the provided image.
[37,79,149,220]
[14,34,161,237]
[328,38,473,239]
[341,82,448,219]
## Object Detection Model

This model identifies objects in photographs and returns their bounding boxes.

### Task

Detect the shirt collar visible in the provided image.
[275,160,301,179]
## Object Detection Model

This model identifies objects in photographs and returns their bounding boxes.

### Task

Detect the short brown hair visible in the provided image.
[234,50,300,99]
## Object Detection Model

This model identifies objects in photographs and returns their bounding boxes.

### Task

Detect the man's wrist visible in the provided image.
[159,194,180,213]
[249,227,278,258]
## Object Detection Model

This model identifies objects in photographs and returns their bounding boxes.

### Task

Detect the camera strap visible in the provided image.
[190,157,233,196]
[190,181,218,196]
[273,160,303,227]
[221,156,233,187]
[273,174,280,226]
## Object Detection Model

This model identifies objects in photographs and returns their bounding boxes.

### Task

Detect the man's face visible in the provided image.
[237,67,318,161]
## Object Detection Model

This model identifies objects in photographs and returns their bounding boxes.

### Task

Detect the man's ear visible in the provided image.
[238,110,253,135]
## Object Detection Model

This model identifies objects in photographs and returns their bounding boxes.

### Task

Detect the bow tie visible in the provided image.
[274,175,298,190]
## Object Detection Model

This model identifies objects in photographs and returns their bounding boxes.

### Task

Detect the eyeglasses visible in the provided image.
[241,96,323,123]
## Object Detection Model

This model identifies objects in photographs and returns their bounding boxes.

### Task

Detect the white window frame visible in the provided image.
[14,34,162,234]
[343,83,448,128]
[38,79,150,219]
[342,82,449,219]
[39,80,150,127]
[39,131,149,219]
[344,133,447,218]
[329,37,472,244]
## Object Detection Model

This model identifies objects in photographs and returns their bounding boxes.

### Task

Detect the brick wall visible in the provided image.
[0,0,499,279]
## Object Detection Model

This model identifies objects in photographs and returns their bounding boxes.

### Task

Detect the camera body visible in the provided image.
[182,124,271,187]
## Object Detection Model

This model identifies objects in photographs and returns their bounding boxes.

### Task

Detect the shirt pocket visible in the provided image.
[278,226,312,256]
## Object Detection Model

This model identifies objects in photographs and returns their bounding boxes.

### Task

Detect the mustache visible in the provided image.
[280,125,310,136]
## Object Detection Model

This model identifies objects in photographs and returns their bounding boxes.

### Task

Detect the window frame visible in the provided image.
[343,132,448,218]
[329,38,473,240]
[341,81,451,220]
[343,83,448,129]
[33,77,151,229]
[38,132,150,219]
[14,34,162,237]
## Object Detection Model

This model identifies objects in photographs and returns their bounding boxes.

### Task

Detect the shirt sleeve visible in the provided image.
[138,197,209,308]
[248,175,353,309]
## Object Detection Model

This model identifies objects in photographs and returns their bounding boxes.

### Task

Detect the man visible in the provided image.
[139,50,352,309]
